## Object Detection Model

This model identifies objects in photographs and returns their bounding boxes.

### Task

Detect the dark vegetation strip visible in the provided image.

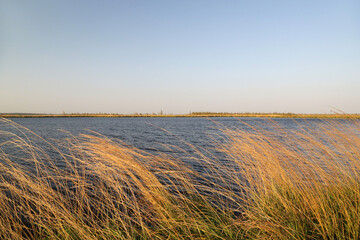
[1,113,360,119]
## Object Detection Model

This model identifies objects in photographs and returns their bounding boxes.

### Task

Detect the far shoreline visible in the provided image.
[1,113,359,119]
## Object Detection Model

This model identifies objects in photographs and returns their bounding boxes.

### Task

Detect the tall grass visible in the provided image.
[221,119,360,239]
[0,118,359,239]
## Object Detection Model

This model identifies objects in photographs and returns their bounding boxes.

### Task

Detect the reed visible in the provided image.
[0,118,359,239]
[222,119,360,239]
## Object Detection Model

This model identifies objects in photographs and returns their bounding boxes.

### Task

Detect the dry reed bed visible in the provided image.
[0,118,359,239]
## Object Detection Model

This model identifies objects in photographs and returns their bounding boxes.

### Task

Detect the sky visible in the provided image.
[1,0,359,114]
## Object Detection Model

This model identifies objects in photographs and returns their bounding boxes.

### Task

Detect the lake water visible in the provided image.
[0,116,358,197]
[1,117,342,150]
[0,117,357,170]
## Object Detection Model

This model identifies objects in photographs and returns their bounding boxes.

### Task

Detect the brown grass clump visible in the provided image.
[0,118,239,239]
[221,119,360,239]
[0,118,359,239]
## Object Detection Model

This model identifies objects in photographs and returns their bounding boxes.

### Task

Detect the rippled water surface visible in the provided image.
[1,117,357,170]
[4,117,354,151]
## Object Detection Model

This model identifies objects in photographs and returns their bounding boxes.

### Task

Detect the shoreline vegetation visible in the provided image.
[1,112,360,119]
[0,118,359,239]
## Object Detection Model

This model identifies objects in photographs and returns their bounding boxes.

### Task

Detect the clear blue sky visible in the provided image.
[1,0,359,114]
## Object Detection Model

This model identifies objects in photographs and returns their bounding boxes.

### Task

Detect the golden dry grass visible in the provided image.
[222,119,360,239]
[0,118,359,239]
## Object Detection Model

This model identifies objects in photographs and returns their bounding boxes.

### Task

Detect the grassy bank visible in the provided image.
[1,113,360,119]
[0,118,359,239]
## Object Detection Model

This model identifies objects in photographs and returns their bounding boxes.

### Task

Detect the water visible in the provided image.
[0,117,357,168]
[0,116,358,199]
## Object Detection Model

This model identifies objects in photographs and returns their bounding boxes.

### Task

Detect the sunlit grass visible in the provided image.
[0,118,359,239]
[223,119,360,239]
